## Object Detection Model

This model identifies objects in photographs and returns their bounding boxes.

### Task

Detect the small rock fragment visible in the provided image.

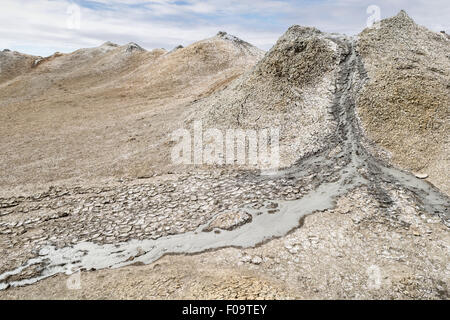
[414,173,428,179]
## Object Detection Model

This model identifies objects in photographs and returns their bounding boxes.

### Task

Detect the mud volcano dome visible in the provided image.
[191,25,342,168]
[357,10,450,194]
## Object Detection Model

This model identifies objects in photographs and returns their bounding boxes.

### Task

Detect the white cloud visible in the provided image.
[0,0,448,57]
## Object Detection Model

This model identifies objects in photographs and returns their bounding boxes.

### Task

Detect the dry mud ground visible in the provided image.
[1,186,449,299]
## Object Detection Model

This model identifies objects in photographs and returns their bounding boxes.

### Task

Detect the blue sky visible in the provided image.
[0,0,449,56]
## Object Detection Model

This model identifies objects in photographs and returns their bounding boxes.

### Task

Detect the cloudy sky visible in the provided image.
[1,0,449,56]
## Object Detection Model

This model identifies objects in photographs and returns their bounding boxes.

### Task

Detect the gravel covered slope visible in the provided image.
[357,10,450,193]
[191,26,341,168]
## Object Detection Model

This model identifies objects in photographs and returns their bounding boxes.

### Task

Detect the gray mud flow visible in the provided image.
[0,36,448,290]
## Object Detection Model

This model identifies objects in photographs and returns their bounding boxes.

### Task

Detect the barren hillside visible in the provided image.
[0,33,264,193]
[0,50,37,84]
[191,26,341,168]
[0,11,448,300]
[357,11,450,193]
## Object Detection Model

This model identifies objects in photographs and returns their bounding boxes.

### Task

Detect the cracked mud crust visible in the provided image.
[1,187,448,300]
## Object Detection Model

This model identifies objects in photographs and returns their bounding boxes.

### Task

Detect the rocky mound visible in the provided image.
[357,10,450,193]
[191,26,341,168]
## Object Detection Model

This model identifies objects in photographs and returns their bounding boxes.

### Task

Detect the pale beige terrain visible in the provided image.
[357,11,450,194]
[0,33,264,193]
[1,186,448,300]
[191,26,340,168]
[0,12,448,300]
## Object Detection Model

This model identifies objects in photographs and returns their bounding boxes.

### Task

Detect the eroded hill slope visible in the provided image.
[357,11,450,193]
[0,33,264,193]
[191,26,341,168]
